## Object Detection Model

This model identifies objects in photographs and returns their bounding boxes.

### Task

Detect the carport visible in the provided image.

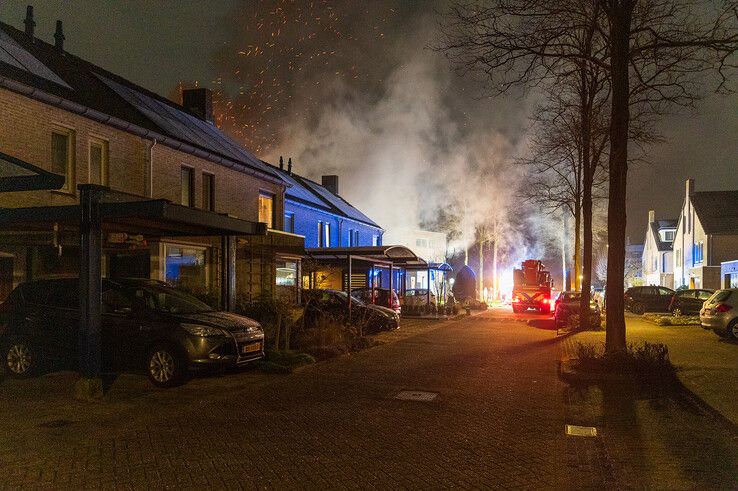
[404,262,454,306]
[305,245,427,310]
[0,180,266,388]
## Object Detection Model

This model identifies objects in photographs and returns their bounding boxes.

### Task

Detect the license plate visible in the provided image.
[241,342,261,354]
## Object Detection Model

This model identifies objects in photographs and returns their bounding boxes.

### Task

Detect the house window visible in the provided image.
[354,230,359,246]
[165,245,208,293]
[202,173,215,211]
[284,212,295,233]
[89,138,108,186]
[276,260,297,286]
[51,130,73,192]
[664,230,674,241]
[372,235,378,246]
[349,228,359,247]
[258,192,274,229]
[662,254,666,273]
[181,166,194,207]
[694,241,704,264]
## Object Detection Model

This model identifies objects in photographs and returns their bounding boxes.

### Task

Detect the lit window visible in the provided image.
[165,245,207,293]
[202,173,215,211]
[52,130,73,192]
[324,222,331,247]
[276,261,297,286]
[89,139,108,186]
[258,193,274,228]
[181,167,194,207]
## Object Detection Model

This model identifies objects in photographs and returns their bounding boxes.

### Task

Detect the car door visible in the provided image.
[657,288,674,311]
[42,280,81,368]
[101,283,140,371]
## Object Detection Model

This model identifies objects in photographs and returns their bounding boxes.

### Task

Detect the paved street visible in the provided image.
[1,309,738,489]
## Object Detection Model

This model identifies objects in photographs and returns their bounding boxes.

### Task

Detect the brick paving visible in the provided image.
[1,309,737,489]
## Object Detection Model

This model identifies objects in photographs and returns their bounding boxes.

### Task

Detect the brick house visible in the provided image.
[0,14,303,303]
[673,179,738,290]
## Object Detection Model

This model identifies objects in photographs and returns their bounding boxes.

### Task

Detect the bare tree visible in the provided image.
[438,0,738,351]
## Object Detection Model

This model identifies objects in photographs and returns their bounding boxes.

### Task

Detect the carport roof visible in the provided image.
[0,198,267,237]
[306,245,427,267]
[0,150,64,192]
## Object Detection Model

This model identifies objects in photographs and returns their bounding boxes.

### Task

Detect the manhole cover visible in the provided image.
[565,424,597,437]
[38,419,71,428]
[395,390,438,402]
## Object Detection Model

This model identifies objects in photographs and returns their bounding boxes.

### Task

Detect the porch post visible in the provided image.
[221,236,236,312]
[78,184,104,399]
[388,264,393,308]
[347,254,352,320]
[427,267,431,307]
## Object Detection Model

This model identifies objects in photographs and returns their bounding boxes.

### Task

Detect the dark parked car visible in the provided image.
[0,278,264,387]
[624,286,675,314]
[554,292,601,329]
[302,289,399,332]
[668,289,715,315]
[350,288,401,314]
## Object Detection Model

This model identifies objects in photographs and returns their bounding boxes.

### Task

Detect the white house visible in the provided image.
[642,210,676,288]
[673,179,738,290]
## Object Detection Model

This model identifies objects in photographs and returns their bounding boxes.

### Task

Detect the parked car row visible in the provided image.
[0,278,265,388]
[0,279,405,388]
[624,286,715,315]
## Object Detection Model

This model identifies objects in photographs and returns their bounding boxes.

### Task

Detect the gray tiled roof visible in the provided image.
[272,165,381,229]
[691,191,738,234]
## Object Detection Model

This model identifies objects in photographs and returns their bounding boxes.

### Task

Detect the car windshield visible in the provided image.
[337,291,365,306]
[133,284,214,314]
[560,293,581,301]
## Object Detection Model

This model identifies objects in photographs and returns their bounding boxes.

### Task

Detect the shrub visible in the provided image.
[574,341,674,377]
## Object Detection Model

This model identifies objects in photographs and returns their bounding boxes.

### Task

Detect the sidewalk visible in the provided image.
[561,314,738,427]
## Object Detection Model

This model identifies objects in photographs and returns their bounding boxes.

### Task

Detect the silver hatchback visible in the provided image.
[700,289,738,339]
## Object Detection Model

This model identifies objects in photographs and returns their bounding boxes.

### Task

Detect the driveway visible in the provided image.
[1,310,737,488]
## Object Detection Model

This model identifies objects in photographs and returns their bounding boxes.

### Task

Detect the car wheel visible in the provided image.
[146,344,187,388]
[727,320,738,341]
[631,303,645,315]
[4,337,38,378]
[512,305,521,314]
[672,307,682,317]
[541,306,551,315]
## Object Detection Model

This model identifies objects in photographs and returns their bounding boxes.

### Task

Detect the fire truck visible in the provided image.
[512,259,553,314]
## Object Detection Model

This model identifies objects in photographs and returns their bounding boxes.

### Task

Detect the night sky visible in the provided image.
[3,0,738,246]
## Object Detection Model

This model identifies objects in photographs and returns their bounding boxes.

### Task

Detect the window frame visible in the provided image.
[202,172,215,212]
[180,166,195,207]
[51,128,75,193]
[88,137,109,187]
[258,192,275,229]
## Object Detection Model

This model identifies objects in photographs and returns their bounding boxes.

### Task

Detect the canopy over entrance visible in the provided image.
[306,245,427,268]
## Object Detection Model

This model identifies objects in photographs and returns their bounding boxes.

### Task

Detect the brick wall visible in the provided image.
[0,86,284,225]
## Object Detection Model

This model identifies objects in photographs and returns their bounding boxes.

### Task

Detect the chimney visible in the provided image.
[24,5,35,39]
[648,210,655,224]
[322,175,339,195]
[182,88,213,123]
[54,20,65,52]
[287,158,292,175]
[686,178,695,197]
[279,156,284,171]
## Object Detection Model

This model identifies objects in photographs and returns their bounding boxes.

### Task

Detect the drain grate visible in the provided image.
[395,390,438,402]
[565,424,598,437]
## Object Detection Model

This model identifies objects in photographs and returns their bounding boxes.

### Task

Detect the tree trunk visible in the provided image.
[492,238,499,299]
[573,198,582,292]
[605,1,632,354]
[579,65,593,331]
[478,239,485,301]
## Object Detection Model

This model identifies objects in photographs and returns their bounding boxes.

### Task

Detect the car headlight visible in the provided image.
[182,323,227,337]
